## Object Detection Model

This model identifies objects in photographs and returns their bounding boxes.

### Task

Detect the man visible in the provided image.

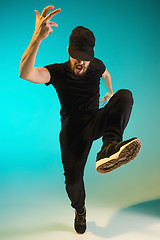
[19,5,141,234]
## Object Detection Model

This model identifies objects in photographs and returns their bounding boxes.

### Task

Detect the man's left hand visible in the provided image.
[100,92,113,106]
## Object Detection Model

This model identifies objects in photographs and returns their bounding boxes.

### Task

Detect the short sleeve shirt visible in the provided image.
[44,57,106,119]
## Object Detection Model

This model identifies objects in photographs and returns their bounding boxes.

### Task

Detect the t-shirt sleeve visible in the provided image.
[94,58,106,76]
[44,64,57,86]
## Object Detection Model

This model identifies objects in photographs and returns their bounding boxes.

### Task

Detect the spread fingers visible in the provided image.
[44,8,61,21]
[41,5,55,18]
[49,22,58,27]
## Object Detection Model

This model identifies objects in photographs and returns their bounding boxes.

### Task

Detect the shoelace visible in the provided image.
[102,141,118,153]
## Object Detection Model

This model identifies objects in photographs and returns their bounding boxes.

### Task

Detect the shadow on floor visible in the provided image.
[87,199,160,238]
[1,199,160,239]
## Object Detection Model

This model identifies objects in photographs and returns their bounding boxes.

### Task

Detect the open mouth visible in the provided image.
[75,65,83,71]
[73,64,87,75]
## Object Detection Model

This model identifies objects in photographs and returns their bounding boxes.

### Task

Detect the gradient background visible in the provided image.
[0,0,160,239]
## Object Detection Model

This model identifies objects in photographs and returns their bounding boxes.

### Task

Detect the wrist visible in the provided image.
[32,31,43,44]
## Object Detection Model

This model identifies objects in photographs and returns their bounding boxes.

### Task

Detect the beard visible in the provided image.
[70,62,89,77]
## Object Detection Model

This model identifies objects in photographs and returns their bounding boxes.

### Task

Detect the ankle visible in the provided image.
[76,206,86,215]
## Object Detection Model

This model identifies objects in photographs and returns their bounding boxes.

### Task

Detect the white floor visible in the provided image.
[1,201,160,240]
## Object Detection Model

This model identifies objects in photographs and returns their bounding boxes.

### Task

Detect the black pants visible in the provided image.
[59,89,133,211]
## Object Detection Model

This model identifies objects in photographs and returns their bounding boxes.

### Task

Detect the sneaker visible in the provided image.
[96,137,141,173]
[74,207,86,234]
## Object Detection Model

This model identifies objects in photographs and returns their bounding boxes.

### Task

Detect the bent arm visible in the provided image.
[100,69,113,106]
[102,69,113,95]
[19,5,61,84]
[19,36,50,84]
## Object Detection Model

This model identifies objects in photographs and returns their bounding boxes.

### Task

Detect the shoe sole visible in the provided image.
[96,138,141,173]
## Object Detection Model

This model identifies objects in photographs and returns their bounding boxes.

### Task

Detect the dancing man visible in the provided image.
[19,5,141,234]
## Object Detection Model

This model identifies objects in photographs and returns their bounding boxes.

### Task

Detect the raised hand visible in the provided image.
[34,5,61,41]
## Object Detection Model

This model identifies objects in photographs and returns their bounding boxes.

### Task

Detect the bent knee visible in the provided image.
[116,89,134,105]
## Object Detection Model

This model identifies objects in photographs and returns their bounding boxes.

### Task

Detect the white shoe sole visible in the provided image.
[96,138,141,173]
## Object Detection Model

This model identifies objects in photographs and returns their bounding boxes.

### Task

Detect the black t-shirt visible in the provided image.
[44,57,106,120]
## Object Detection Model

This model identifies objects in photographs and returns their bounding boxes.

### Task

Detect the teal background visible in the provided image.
[0,0,160,237]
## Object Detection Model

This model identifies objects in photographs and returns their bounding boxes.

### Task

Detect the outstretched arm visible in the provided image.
[19,5,61,84]
[100,69,114,106]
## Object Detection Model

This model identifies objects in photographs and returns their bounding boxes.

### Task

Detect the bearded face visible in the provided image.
[69,56,91,77]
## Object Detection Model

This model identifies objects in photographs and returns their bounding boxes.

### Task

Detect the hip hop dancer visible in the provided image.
[19,5,141,234]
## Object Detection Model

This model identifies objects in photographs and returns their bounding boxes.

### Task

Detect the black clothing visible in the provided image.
[44,59,133,211]
[59,89,133,210]
[44,58,105,120]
